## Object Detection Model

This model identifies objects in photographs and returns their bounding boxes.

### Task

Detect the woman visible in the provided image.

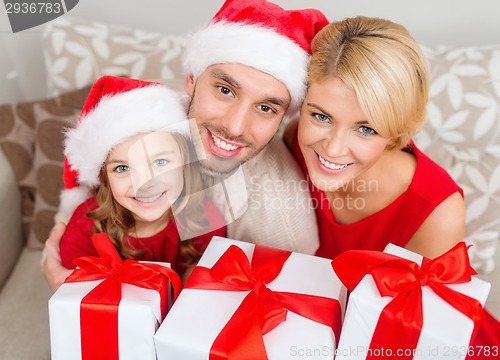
[286,16,464,259]
[285,16,499,357]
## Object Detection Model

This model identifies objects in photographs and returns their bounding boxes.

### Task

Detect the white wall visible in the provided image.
[63,0,500,45]
[1,0,500,104]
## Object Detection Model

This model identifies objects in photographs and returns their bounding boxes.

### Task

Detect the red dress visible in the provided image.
[60,197,226,275]
[291,132,500,358]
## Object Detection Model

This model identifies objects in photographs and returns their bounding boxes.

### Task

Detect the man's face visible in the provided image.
[185,63,291,174]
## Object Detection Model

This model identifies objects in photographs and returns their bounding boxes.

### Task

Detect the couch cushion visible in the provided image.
[42,16,186,97]
[0,87,91,248]
[0,101,37,239]
[28,86,91,248]
[415,45,500,273]
[0,150,23,288]
[0,248,52,360]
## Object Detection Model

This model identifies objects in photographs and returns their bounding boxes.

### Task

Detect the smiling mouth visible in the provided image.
[318,155,350,170]
[134,192,165,203]
[210,132,241,151]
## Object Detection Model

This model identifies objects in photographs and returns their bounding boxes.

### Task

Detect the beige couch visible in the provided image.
[0,150,53,359]
[0,16,499,360]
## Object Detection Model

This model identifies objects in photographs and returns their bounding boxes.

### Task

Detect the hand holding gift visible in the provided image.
[49,232,182,360]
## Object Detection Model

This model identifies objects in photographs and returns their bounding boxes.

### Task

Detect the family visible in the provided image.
[41,0,499,356]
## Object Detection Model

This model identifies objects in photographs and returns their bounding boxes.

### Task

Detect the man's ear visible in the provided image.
[184,74,195,97]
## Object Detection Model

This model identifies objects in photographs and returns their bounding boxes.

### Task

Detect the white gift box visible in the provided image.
[336,244,491,360]
[49,261,171,360]
[154,237,347,360]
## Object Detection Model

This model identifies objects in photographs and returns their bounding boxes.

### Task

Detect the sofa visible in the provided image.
[1,11,500,360]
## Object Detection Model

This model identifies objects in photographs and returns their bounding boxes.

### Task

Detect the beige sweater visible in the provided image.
[201,136,319,255]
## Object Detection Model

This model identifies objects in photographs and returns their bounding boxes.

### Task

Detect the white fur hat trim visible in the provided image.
[183,21,309,114]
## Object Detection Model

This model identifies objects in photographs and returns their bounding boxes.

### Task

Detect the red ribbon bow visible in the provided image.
[185,244,343,360]
[332,242,484,360]
[64,232,183,360]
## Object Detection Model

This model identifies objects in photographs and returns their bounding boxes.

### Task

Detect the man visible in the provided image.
[42,0,329,289]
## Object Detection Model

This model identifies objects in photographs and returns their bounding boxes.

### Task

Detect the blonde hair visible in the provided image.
[308,16,429,150]
[88,132,208,265]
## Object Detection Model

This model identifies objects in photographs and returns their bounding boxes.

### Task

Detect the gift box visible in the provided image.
[332,243,491,360]
[154,237,347,360]
[49,233,182,360]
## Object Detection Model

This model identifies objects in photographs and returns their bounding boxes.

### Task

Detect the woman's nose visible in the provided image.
[324,128,349,157]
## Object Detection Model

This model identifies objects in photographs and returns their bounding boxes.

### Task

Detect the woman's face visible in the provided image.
[298,77,394,193]
[105,132,185,226]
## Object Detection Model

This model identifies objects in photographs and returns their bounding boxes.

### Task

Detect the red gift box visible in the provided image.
[155,237,347,360]
[332,242,490,360]
[49,232,182,360]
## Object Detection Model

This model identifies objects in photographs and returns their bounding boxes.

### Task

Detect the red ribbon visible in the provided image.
[332,242,484,360]
[64,232,183,360]
[185,244,343,360]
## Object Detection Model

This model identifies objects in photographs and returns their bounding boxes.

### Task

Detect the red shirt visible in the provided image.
[291,132,463,260]
[60,197,226,274]
[292,133,500,355]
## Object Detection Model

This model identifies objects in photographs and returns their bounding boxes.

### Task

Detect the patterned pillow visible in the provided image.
[27,86,91,248]
[0,87,90,247]
[415,45,500,273]
[42,17,186,97]
[0,102,37,241]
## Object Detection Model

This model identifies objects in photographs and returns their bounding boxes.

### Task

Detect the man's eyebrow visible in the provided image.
[210,68,240,88]
[210,68,288,109]
[266,96,288,108]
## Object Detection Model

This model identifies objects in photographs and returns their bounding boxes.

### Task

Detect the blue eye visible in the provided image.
[312,112,330,123]
[114,165,129,173]
[358,126,377,136]
[153,159,169,167]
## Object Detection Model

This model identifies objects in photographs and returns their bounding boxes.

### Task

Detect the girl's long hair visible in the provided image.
[87,132,209,266]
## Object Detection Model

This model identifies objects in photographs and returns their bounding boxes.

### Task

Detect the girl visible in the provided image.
[59,76,225,277]
[286,16,499,358]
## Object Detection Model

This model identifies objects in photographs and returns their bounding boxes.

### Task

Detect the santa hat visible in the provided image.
[57,75,190,222]
[183,0,329,114]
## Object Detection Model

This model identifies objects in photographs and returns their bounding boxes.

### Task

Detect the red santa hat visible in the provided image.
[182,0,329,114]
[57,75,190,222]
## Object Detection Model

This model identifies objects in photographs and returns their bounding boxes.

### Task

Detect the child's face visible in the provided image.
[105,131,185,227]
